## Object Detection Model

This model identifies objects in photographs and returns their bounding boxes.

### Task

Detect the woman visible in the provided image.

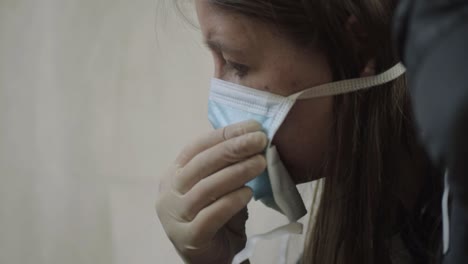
[156,0,443,263]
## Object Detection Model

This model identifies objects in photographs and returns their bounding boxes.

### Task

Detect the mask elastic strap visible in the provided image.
[232,222,303,264]
[290,63,406,100]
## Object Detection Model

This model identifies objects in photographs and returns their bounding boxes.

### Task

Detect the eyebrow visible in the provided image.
[204,34,246,57]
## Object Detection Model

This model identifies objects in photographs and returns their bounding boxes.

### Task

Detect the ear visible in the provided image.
[346,15,376,77]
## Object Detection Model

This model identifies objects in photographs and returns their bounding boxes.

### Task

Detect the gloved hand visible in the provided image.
[156,120,267,264]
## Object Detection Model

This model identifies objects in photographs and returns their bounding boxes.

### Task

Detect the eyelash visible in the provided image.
[225,60,250,78]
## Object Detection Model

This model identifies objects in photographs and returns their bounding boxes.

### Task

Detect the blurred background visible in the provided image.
[0,1,316,263]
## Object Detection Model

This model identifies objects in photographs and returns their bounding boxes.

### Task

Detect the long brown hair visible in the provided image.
[177,0,443,263]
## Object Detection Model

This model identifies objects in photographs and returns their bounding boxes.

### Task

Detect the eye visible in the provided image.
[225,60,250,78]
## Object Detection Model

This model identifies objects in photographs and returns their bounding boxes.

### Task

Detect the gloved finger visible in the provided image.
[178,155,266,222]
[174,120,263,168]
[155,187,184,224]
[185,187,253,247]
[173,131,267,194]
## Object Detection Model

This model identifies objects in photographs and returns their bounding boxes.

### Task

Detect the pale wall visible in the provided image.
[0,1,315,263]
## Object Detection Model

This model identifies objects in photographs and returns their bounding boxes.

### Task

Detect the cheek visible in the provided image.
[272,96,334,182]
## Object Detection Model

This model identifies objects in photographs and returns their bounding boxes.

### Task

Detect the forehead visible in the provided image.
[195,0,270,46]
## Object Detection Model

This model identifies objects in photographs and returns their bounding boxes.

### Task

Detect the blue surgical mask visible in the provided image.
[208,63,406,223]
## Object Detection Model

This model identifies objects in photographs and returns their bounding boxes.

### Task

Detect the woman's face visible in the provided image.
[195,0,334,184]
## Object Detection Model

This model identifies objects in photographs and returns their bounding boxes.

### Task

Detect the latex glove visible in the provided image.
[156,120,267,264]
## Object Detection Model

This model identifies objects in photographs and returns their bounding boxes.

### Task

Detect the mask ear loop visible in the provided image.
[289,63,407,100]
